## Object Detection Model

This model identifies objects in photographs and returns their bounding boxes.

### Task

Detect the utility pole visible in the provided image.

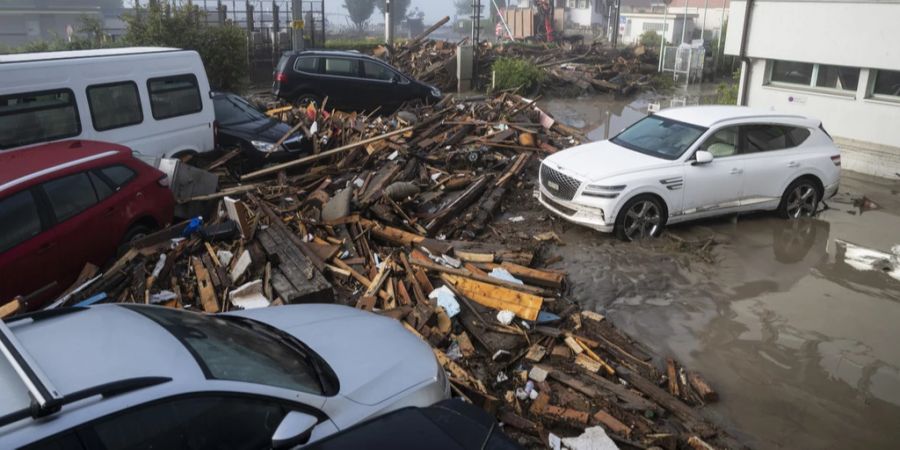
[611,0,621,48]
[658,4,668,72]
[385,0,394,46]
[701,0,709,42]
[291,0,304,51]
[681,0,688,44]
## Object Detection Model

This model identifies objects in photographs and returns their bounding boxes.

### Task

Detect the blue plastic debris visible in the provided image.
[75,292,107,307]
[535,311,561,325]
[182,216,204,237]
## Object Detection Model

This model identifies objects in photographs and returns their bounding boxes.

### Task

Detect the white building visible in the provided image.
[726,0,900,178]
[563,0,607,29]
[667,0,729,39]
[618,11,696,45]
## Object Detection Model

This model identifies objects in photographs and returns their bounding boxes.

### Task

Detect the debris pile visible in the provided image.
[55,94,742,449]
[385,39,659,97]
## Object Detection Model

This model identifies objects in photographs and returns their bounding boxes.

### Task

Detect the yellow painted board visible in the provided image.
[442,274,542,321]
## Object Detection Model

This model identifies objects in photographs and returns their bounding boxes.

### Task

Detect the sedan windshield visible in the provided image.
[213,95,268,126]
[128,306,325,395]
[611,115,707,160]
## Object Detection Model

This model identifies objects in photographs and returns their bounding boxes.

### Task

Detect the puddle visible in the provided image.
[536,90,900,449]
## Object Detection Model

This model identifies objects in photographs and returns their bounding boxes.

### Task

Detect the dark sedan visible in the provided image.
[212,92,312,166]
[273,50,442,113]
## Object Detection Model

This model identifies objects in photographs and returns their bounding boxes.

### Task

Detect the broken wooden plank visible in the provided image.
[441,274,543,321]
[191,256,219,313]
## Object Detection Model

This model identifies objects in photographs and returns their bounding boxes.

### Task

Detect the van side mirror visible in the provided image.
[272,411,318,449]
[693,150,714,165]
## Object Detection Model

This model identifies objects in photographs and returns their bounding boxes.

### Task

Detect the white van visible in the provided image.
[0,47,215,159]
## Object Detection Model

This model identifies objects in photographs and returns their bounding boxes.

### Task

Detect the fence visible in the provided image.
[196,0,324,84]
[660,43,705,85]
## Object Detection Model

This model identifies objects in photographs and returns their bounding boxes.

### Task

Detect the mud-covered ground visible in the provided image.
[491,92,900,450]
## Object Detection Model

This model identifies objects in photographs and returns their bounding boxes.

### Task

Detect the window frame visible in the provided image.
[765,59,860,97]
[0,88,82,150]
[146,74,203,120]
[867,68,900,101]
[86,81,144,132]
[22,392,329,450]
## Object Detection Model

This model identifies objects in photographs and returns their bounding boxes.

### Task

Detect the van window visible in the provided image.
[148,74,202,120]
[0,89,80,150]
[0,190,42,253]
[42,172,98,223]
[294,57,318,73]
[324,58,358,77]
[87,81,143,131]
[363,61,395,81]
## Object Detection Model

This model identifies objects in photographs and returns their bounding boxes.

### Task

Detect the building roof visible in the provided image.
[668,0,729,8]
[0,47,180,64]
[656,105,812,128]
[0,140,129,193]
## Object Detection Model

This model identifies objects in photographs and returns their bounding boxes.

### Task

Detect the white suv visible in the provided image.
[538,106,841,241]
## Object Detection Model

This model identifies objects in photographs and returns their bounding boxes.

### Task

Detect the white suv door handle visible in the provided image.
[730,168,743,175]
[788,161,800,168]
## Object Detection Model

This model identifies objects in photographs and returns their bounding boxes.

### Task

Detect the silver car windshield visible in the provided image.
[131,306,323,395]
[611,115,707,160]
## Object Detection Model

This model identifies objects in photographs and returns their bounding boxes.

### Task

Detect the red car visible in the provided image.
[0,140,175,310]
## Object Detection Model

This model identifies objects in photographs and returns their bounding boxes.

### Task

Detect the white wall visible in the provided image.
[726,0,900,178]
[726,0,900,69]
[566,7,604,27]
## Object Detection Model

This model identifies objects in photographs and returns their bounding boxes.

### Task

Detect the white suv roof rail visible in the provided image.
[0,319,63,414]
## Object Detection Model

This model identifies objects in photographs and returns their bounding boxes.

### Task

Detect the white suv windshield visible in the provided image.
[611,115,707,160]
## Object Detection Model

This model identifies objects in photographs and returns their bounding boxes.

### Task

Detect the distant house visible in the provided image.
[667,0,729,39]
[726,0,900,177]
[618,11,697,45]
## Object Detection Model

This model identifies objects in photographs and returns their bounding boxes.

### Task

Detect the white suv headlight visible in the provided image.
[251,140,280,153]
[582,184,626,198]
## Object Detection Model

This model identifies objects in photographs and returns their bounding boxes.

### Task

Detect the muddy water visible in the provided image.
[537,93,900,449]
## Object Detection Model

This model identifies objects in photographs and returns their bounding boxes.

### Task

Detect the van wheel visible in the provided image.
[117,224,153,255]
[615,195,666,241]
[778,178,821,219]
[295,93,321,108]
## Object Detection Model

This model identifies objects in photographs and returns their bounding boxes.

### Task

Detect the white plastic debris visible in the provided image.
[428,286,460,318]
[496,310,515,325]
[387,150,399,160]
[508,215,525,223]
[489,268,524,285]
[228,280,270,310]
[560,426,620,450]
[515,388,528,400]
[151,254,167,279]
[548,433,562,450]
[529,366,549,383]
[217,250,234,266]
[229,250,252,282]
[148,290,177,304]
[439,254,462,268]
[496,371,509,383]
[309,121,319,134]
[353,177,365,188]
[446,341,462,361]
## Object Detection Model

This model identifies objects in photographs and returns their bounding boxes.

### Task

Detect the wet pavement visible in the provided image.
[533,92,900,449]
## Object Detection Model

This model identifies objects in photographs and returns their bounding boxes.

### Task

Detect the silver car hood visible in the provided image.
[229,304,437,405]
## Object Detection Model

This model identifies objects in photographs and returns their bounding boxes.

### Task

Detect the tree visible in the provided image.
[454,0,470,18]
[376,0,411,20]
[343,0,376,32]
[77,14,107,47]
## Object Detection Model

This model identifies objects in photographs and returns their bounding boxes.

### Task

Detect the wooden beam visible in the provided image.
[441,274,543,321]
[191,256,219,313]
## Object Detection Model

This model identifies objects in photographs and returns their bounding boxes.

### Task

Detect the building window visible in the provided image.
[566,0,576,7]
[87,81,143,131]
[578,0,588,7]
[642,22,668,33]
[147,74,202,120]
[870,69,900,98]
[770,60,814,85]
[0,89,81,150]
[815,65,859,91]
[768,60,861,94]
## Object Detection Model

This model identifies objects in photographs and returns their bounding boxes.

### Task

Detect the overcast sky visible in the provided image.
[324,1,461,27]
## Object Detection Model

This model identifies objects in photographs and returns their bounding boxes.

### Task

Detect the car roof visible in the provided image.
[0,47,182,64]
[0,140,131,194]
[1,305,203,420]
[655,105,815,128]
[288,50,376,60]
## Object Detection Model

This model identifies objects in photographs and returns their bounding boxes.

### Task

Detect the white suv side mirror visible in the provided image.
[272,411,318,449]
[694,150,714,165]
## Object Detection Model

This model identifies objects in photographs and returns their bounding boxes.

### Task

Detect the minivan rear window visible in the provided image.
[0,89,81,150]
[294,57,318,73]
[148,74,203,120]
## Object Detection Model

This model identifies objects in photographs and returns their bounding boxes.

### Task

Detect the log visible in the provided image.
[494,261,565,289]
[441,274,543,321]
[618,369,716,437]
[592,410,631,437]
[688,371,719,403]
[241,126,414,180]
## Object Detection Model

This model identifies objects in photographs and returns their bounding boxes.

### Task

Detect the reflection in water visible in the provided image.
[537,100,900,449]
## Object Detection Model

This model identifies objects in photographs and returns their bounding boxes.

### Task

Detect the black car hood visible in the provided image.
[220,118,293,142]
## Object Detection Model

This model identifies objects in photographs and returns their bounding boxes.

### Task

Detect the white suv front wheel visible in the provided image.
[615,195,666,241]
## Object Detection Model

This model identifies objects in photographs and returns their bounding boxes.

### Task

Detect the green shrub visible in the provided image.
[124,2,248,91]
[639,30,663,49]
[716,69,740,105]
[492,57,544,92]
